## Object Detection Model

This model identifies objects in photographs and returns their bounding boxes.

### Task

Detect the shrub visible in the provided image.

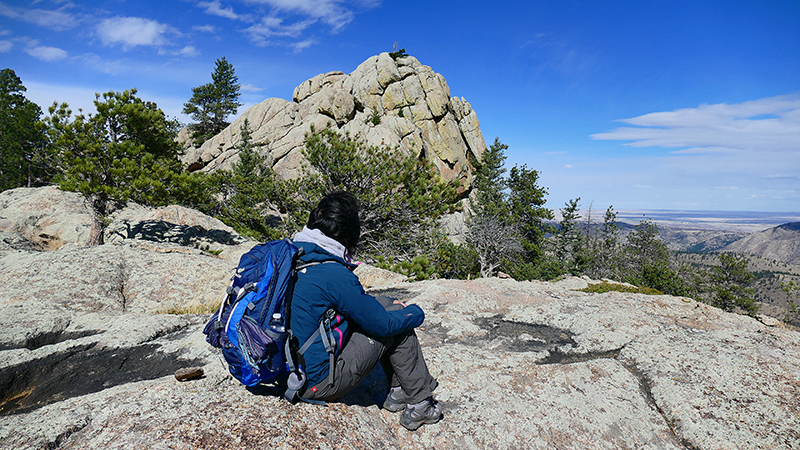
[578,281,663,295]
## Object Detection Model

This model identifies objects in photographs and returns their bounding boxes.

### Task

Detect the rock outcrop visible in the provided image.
[181,53,487,192]
[0,186,253,262]
[1,187,799,449]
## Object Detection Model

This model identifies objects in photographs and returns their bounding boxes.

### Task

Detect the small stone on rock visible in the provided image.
[175,367,204,381]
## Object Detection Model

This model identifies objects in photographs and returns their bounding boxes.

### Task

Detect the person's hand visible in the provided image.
[393,299,407,308]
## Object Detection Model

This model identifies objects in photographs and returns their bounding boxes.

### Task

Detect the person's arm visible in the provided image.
[331,273,424,337]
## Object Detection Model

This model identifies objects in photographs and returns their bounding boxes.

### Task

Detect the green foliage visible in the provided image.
[46,88,199,244]
[0,68,47,191]
[620,219,688,296]
[781,281,800,325]
[368,109,381,125]
[553,198,590,275]
[203,119,299,241]
[578,281,663,295]
[708,253,758,317]
[584,205,622,280]
[299,125,460,262]
[377,255,436,281]
[183,57,242,146]
[506,163,553,254]
[471,138,508,218]
[432,241,481,280]
[389,48,408,60]
[467,138,553,278]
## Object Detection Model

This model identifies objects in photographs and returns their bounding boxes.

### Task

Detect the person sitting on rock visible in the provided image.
[291,191,442,431]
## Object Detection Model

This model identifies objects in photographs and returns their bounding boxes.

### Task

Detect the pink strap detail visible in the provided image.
[334,315,344,349]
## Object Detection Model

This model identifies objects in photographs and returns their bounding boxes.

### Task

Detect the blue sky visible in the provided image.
[2,0,799,213]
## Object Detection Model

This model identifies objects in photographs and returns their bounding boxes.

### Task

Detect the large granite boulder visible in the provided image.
[0,186,254,262]
[1,188,797,449]
[0,186,93,250]
[181,53,487,193]
[1,251,798,447]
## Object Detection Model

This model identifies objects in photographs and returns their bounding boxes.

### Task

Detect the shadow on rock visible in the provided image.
[244,361,392,409]
[0,333,205,416]
[108,220,243,247]
[473,315,578,353]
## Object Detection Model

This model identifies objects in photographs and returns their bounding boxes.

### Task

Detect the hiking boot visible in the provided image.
[399,397,443,431]
[382,378,439,412]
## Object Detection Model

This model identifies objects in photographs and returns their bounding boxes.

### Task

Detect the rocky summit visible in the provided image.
[180,53,487,192]
[1,187,799,450]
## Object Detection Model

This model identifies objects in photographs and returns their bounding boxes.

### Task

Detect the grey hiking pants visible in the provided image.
[302,296,435,404]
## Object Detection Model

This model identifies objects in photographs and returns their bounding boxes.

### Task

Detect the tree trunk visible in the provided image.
[87,197,106,246]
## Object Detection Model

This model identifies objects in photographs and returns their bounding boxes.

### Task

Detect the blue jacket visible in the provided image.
[291,241,425,388]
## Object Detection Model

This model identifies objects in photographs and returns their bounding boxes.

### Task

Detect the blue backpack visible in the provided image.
[203,239,340,403]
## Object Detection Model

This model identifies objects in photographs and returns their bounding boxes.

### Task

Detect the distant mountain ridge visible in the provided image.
[721,222,800,264]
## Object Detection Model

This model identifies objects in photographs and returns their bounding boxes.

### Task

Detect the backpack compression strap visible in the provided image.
[283,258,342,405]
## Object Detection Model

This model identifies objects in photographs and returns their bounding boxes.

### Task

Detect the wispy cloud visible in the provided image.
[193,24,218,33]
[591,94,800,153]
[244,0,358,30]
[0,2,79,31]
[289,38,314,52]
[235,0,380,49]
[198,1,253,21]
[96,16,174,49]
[23,8,78,30]
[240,83,264,92]
[243,16,314,46]
[0,40,11,52]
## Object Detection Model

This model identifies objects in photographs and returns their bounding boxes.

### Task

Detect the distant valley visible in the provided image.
[615,209,800,233]
[613,210,800,326]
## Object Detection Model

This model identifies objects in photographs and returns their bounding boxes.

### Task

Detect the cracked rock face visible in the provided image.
[180,53,487,193]
[2,240,799,450]
[0,190,798,449]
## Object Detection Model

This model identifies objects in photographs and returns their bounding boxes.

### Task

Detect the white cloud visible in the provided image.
[0,40,11,52]
[96,17,173,49]
[23,8,78,30]
[591,94,800,153]
[198,1,253,21]
[0,3,78,30]
[243,17,314,46]
[244,0,356,29]
[175,45,199,57]
[240,83,264,92]
[289,38,314,52]
[193,24,217,33]
[25,45,68,61]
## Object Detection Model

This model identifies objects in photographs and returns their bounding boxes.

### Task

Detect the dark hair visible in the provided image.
[307,191,361,253]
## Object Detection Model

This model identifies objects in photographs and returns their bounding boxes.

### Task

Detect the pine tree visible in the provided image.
[585,205,621,280]
[46,89,193,244]
[467,138,554,278]
[183,57,242,146]
[709,253,758,317]
[299,125,459,263]
[554,198,589,275]
[472,138,508,218]
[207,119,298,240]
[621,219,687,295]
[0,68,46,191]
